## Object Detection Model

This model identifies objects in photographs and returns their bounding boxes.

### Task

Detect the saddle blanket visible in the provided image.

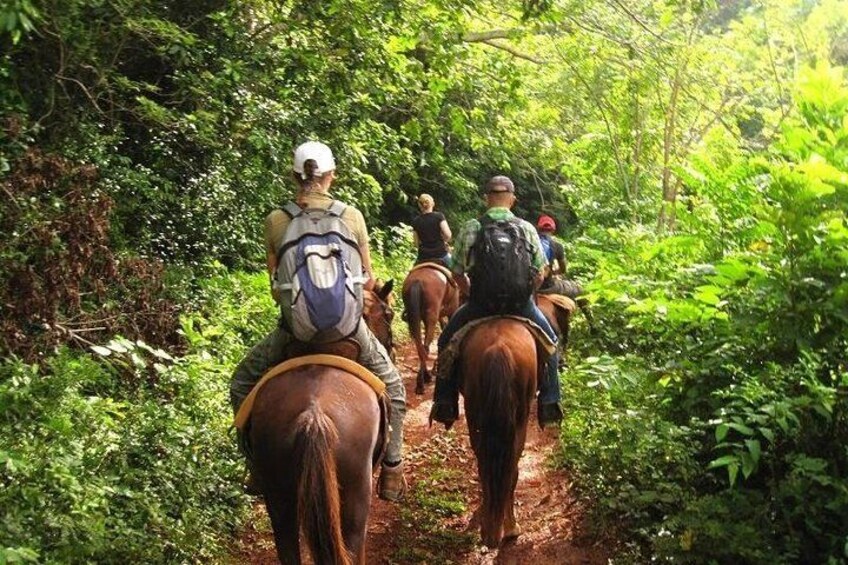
[440,316,557,384]
[234,354,386,430]
[409,261,457,286]
[537,293,577,314]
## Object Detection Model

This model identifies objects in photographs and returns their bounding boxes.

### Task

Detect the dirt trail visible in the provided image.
[235,341,608,564]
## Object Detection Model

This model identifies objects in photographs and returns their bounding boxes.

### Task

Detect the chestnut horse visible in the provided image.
[402,266,460,394]
[459,318,538,548]
[535,293,573,349]
[248,281,394,564]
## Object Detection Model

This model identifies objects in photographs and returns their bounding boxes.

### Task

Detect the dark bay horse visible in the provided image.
[459,318,538,548]
[402,265,459,394]
[248,281,394,564]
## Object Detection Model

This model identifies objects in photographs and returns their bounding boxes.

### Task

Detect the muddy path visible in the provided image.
[234,340,608,564]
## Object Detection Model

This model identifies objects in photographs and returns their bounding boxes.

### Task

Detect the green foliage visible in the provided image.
[559,63,848,562]
[0,270,276,563]
[3,0,848,562]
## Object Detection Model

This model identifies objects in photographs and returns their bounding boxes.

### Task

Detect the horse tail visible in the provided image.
[407,280,424,343]
[478,345,519,540]
[294,404,351,565]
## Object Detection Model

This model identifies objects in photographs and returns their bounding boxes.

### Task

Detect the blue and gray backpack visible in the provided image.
[273,201,366,343]
[539,234,554,265]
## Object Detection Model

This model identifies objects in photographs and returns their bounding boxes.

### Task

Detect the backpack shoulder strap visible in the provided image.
[282,201,303,218]
[327,200,347,217]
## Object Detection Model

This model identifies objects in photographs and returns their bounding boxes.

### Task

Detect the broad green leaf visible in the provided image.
[745,439,761,463]
[760,427,775,443]
[107,341,130,354]
[728,462,739,486]
[708,454,738,469]
[715,423,730,442]
[90,345,112,357]
[741,452,756,478]
[726,422,755,436]
[694,287,721,306]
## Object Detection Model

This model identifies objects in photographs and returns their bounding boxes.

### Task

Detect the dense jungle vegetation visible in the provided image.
[1,0,846,562]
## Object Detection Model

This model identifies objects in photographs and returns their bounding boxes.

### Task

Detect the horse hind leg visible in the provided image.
[414,339,428,395]
[504,405,530,542]
[340,465,372,564]
[502,470,522,542]
[415,365,426,395]
[267,495,301,564]
[423,316,439,384]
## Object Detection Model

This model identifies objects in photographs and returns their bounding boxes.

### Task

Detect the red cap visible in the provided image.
[537,215,556,231]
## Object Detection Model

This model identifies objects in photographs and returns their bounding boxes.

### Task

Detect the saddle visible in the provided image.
[286,337,362,360]
[439,316,557,389]
[234,346,391,467]
[410,261,457,287]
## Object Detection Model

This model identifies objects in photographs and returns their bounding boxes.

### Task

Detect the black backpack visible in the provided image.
[468,216,535,313]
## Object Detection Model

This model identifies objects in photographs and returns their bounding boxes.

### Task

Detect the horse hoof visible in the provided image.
[503,523,522,541]
[415,384,425,395]
[424,371,433,384]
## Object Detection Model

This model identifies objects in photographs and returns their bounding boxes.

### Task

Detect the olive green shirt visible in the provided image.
[265,192,369,254]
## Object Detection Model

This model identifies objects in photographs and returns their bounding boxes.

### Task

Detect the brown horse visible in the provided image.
[459,318,538,548]
[402,265,460,394]
[248,282,395,564]
[535,293,573,346]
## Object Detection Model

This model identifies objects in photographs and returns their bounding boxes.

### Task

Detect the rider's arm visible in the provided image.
[349,208,376,291]
[266,250,276,278]
[264,210,287,301]
[412,230,420,247]
[360,243,376,291]
[526,222,547,290]
[440,219,452,243]
[455,273,470,299]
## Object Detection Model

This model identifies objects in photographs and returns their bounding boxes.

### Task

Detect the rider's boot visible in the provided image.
[537,351,564,428]
[429,351,459,429]
[236,428,262,496]
[377,459,407,501]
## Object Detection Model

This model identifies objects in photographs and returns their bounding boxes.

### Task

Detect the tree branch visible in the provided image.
[478,39,546,64]
[462,23,572,43]
[463,29,517,42]
[608,0,676,45]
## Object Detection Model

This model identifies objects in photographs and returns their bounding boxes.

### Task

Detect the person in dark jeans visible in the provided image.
[411,193,452,267]
[429,176,563,429]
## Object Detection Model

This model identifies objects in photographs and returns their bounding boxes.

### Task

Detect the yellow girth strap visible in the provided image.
[409,261,456,285]
[234,354,386,430]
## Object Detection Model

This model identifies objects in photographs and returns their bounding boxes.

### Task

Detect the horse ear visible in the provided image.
[378,278,394,300]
